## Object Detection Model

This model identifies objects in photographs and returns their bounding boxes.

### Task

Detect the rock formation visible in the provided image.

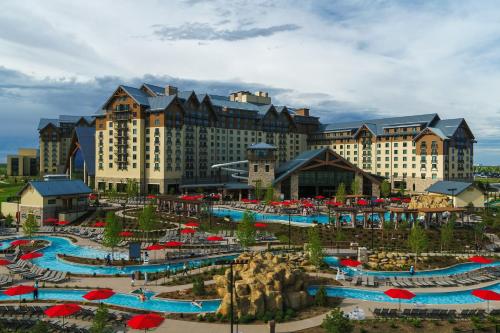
[214,252,311,318]
[408,194,451,209]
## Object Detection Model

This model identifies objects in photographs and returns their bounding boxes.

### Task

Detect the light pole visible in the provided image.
[282,207,292,251]
[370,199,375,250]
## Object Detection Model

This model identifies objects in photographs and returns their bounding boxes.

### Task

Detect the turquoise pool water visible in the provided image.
[2,236,235,275]
[0,288,220,313]
[213,208,395,224]
[308,283,500,305]
[323,256,500,277]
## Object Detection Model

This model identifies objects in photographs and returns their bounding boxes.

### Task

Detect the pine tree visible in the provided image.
[306,227,324,269]
[90,304,113,333]
[380,180,391,198]
[336,183,346,203]
[408,223,428,268]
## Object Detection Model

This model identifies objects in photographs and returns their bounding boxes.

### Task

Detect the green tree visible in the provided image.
[473,221,486,251]
[440,218,454,252]
[138,204,156,242]
[264,185,274,202]
[314,286,328,306]
[322,308,354,333]
[336,183,346,204]
[4,214,13,227]
[380,180,391,198]
[90,303,113,333]
[126,179,139,198]
[236,210,256,249]
[398,182,406,197]
[306,227,324,269]
[350,178,361,195]
[192,277,206,296]
[29,321,50,333]
[103,211,122,259]
[22,214,39,239]
[408,223,428,268]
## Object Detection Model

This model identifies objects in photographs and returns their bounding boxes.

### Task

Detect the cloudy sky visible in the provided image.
[1,0,500,164]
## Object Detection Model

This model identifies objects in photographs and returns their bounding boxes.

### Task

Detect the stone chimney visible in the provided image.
[295,108,310,116]
[165,85,178,96]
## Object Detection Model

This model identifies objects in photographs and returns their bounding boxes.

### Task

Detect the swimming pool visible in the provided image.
[323,256,500,277]
[213,207,395,224]
[0,288,220,313]
[308,283,500,305]
[2,236,236,275]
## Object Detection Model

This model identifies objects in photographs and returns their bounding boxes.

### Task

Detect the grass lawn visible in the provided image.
[475,177,500,183]
[0,179,23,204]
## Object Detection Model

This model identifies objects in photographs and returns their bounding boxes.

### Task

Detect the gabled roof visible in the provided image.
[19,180,92,197]
[274,149,326,184]
[141,83,165,96]
[38,115,94,131]
[37,118,59,131]
[248,143,276,150]
[319,113,439,135]
[147,95,176,111]
[74,127,95,176]
[426,181,477,195]
[434,118,470,137]
[120,85,150,106]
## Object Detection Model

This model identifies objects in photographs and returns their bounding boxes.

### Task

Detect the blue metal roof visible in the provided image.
[434,118,464,137]
[38,115,94,131]
[37,118,59,130]
[274,148,327,184]
[142,83,165,96]
[75,127,95,176]
[20,180,92,197]
[120,85,151,106]
[426,181,474,195]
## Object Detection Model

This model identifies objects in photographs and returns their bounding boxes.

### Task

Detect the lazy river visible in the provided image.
[0,236,236,275]
[323,257,500,277]
[0,288,219,313]
[213,207,400,225]
[308,283,500,305]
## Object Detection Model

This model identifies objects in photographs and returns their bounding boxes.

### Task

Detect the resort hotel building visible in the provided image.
[37,83,476,197]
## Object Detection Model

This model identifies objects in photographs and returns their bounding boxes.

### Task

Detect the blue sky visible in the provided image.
[1,0,500,164]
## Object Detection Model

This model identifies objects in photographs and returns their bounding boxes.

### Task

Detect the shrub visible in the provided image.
[263,311,274,322]
[285,308,296,318]
[410,318,422,328]
[322,308,354,333]
[192,277,205,296]
[239,314,255,323]
[315,286,328,306]
[206,313,216,322]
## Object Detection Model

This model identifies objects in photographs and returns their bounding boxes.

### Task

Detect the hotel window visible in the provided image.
[109,163,113,168]
[421,173,426,179]
[133,163,136,168]
[394,150,398,154]
[254,165,258,172]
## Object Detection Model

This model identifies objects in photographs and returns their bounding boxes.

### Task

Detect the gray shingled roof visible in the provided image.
[319,113,439,135]
[274,148,327,184]
[426,181,475,195]
[19,180,92,197]
[248,143,277,150]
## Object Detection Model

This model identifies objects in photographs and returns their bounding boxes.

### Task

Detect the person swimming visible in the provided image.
[191,299,203,309]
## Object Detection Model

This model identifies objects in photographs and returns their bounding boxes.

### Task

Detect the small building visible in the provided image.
[1,177,92,226]
[6,148,39,177]
[426,180,485,208]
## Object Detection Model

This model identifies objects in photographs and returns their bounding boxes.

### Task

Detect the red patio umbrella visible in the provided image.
[180,228,195,235]
[373,198,385,204]
[0,259,11,265]
[4,285,36,302]
[241,198,250,203]
[146,195,157,200]
[119,231,134,237]
[146,244,165,251]
[469,256,493,264]
[10,239,30,247]
[254,222,267,228]
[93,221,106,227]
[384,288,416,311]
[56,220,69,226]
[127,313,164,332]
[83,289,115,301]
[184,221,200,228]
[164,241,183,247]
[303,202,315,208]
[390,197,401,202]
[269,201,281,206]
[207,236,224,242]
[45,303,82,326]
[357,199,369,206]
[402,197,412,203]
[339,259,362,267]
[20,252,43,260]
[472,289,500,312]
[315,195,325,200]
[88,193,97,200]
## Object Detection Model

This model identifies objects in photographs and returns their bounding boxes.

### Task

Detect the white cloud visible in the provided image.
[1,0,500,164]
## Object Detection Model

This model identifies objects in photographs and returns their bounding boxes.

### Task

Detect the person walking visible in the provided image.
[183,263,188,276]
[144,271,148,285]
[131,272,135,287]
[33,280,39,300]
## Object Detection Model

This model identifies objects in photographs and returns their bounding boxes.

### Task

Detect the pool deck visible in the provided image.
[1,232,498,332]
